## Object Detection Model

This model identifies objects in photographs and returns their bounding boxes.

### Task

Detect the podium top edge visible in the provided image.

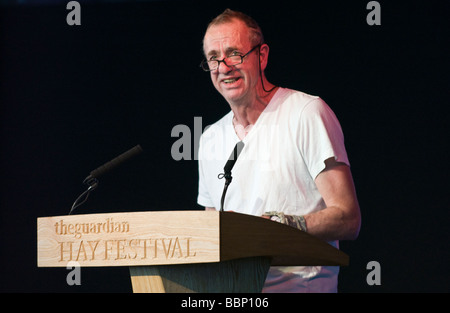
[37,210,215,220]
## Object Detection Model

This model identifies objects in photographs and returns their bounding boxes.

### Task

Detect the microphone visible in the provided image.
[88,145,143,180]
[219,141,245,212]
[69,145,143,215]
[223,141,245,179]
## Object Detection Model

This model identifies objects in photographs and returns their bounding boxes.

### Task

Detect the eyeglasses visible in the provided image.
[200,44,261,72]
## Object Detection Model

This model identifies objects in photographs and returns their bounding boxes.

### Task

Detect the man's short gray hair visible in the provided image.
[204,9,265,46]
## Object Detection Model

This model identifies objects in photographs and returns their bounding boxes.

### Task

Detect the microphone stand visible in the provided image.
[218,141,244,212]
[69,175,98,215]
[219,172,232,212]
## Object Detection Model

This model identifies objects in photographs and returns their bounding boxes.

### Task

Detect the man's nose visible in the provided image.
[217,60,233,74]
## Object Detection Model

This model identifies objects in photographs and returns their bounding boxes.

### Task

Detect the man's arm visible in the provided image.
[204,159,361,241]
[304,158,361,241]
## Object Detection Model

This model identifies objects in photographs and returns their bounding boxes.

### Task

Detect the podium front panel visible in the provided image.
[37,211,220,267]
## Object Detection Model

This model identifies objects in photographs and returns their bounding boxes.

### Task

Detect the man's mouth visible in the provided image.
[222,77,241,84]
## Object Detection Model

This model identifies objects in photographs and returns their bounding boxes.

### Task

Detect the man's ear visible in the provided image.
[259,43,270,71]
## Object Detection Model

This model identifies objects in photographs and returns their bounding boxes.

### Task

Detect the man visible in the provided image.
[197,9,361,292]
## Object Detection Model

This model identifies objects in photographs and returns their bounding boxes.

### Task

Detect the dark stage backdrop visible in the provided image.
[0,0,449,293]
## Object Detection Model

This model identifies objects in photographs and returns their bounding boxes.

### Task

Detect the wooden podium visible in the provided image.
[37,211,348,293]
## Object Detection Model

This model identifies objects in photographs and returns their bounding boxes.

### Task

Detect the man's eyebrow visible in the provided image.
[206,46,241,58]
[206,50,218,57]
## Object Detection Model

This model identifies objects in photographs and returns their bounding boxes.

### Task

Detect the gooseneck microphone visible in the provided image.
[218,141,245,212]
[69,145,143,215]
[88,145,143,180]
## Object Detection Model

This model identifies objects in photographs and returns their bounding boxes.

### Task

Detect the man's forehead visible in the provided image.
[203,20,251,54]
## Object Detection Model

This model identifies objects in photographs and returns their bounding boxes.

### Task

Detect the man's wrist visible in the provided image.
[263,211,307,232]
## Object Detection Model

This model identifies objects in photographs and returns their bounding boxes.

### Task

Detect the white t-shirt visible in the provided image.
[197,87,350,292]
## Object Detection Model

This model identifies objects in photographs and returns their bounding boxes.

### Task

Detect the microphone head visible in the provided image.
[224,141,245,174]
[89,145,143,179]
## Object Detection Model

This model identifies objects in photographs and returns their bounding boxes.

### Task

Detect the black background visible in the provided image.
[0,0,449,293]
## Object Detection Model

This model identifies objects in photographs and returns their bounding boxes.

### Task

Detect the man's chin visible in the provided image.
[220,90,246,104]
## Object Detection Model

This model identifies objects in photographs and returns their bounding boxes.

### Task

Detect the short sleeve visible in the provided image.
[298,98,349,179]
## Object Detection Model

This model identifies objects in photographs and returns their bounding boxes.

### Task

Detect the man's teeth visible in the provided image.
[224,78,239,83]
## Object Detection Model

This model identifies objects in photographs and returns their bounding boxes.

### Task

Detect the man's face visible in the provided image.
[203,20,261,105]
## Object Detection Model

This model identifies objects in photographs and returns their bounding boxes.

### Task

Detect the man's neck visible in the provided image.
[231,84,278,128]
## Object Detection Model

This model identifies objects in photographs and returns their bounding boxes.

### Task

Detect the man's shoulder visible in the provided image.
[276,87,325,115]
[279,87,321,104]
